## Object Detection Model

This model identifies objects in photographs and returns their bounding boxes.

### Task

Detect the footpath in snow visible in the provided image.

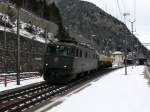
[47,66,150,112]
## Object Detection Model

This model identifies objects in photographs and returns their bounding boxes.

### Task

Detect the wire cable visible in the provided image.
[116,0,123,20]
[120,0,126,12]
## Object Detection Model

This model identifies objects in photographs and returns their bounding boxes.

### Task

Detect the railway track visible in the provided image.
[0,68,117,112]
[0,81,65,112]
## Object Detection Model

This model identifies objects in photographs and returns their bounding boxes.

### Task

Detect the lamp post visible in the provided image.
[129,19,135,68]
[16,7,20,85]
[123,12,130,75]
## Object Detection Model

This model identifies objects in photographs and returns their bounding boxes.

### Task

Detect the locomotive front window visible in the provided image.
[46,46,56,55]
[58,46,75,57]
[46,45,75,57]
[58,46,67,56]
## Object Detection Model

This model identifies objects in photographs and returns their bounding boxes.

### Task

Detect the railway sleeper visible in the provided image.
[0,83,51,102]
[0,85,61,111]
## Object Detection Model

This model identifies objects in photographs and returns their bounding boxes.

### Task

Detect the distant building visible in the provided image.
[135,53,146,65]
[111,51,124,67]
[126,52,146,65]
[126,52,136,64]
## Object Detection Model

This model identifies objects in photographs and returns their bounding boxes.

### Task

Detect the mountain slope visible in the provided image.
[55,0,148,54]
[9,0,148,54]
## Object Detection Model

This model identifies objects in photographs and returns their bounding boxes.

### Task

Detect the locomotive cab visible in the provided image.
[43,43,76,83]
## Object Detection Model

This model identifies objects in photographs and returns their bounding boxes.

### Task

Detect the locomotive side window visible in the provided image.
[89,52,91,58]
[85,51,88,58]
[93,54,95,59]
[46,45,75,57]
[58,46,68,56]
[58,46,75,57]
[80,50,82,57]
[67,47,75,57]
[96,55,98,59]
[46,46,56,55]
[76,49,79,57]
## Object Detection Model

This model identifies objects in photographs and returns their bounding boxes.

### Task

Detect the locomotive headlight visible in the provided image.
[64,65,67,68]
[45,64,48,66]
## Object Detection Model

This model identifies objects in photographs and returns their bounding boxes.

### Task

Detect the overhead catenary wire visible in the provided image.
[121,0,126,11]
[133,0,136,29]
[116,0,123,20]
[134,0,137,19]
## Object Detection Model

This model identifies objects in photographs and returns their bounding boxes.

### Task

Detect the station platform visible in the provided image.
[46,66,150,112]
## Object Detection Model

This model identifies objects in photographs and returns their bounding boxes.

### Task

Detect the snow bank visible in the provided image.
[47,66,150,112]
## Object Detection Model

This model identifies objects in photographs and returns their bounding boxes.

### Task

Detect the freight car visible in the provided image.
[43,40,98,83]
[97,54,112,68]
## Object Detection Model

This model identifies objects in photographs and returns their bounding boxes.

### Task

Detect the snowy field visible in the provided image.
[47,66,150,112]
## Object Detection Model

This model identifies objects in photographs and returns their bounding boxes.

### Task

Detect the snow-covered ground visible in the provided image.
[0,66,149,112]
[0,12,57,44]
[47,66,150,112]
[0,77,44,92]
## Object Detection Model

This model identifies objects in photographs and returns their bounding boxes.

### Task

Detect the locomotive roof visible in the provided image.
[48,41,95,50]
[48,41,77,47]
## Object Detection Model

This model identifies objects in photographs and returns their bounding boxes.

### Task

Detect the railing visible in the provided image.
[0,72,41,87]
[0,74,11,87]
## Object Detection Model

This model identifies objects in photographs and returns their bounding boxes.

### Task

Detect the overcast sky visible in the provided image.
[83,0,150,49]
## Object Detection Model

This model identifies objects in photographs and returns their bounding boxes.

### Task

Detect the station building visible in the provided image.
[111,51,124,67]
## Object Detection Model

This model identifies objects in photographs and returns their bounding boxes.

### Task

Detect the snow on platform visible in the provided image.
[47,66,150,112]
[0,77,44,92]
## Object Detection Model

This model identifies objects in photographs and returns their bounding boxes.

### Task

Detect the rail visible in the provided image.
[0,68,118,112]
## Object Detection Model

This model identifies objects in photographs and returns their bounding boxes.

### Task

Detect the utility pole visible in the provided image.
[43,29,48,63]
[42,29,48,75]
[3,13,7,74]
[123,13,130,75]
[16,7,20,85]
[16,0,23,85]
[129,19,135,68]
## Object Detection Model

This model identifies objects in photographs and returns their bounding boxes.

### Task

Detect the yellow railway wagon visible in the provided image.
[98,54,112,68]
